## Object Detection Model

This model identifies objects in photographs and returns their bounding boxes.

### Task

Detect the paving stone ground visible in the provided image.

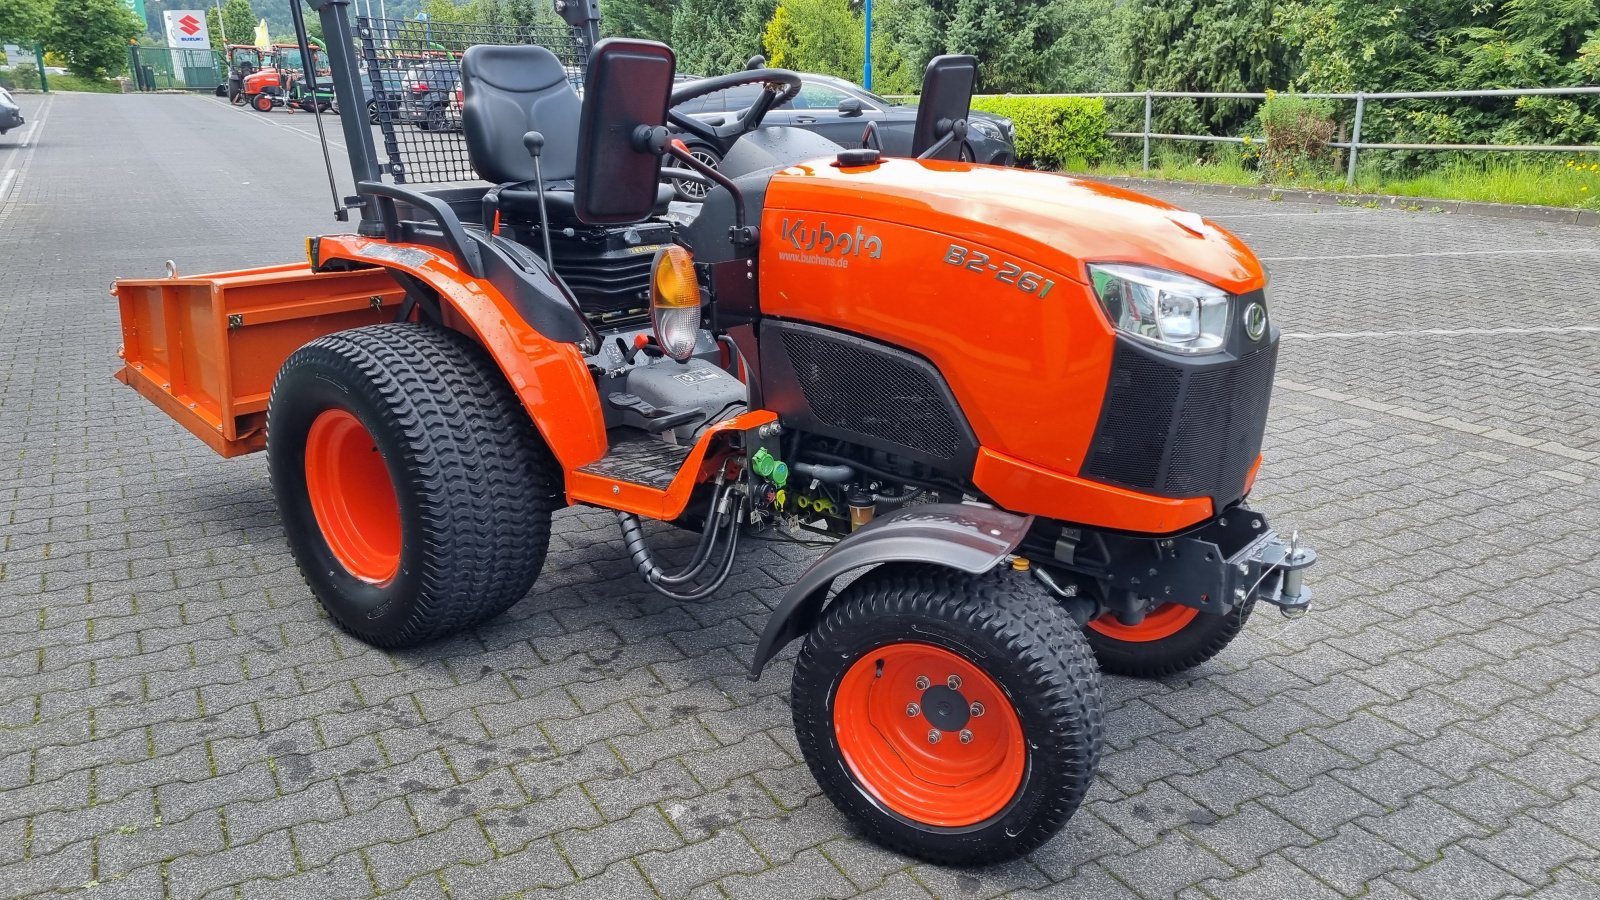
[2,93,1598,900]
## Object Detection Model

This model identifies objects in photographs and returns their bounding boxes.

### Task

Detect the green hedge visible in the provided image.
[970,96,1112,169]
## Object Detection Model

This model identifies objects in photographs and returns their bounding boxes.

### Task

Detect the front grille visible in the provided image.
[1082,339,1277,502]
[777,325,969,462]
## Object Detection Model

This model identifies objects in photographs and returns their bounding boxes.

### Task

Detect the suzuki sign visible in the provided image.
[163,10,212,49]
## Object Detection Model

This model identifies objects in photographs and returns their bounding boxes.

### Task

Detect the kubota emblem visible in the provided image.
[1244,301,1268,341]
[779,218,882,267]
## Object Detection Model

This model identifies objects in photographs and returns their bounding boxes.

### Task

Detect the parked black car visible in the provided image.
[0,87,24,136]
[669,72,1016,200]
[399,60,462,131]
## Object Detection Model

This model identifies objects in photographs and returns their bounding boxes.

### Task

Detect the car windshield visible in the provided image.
[857,87,900,107]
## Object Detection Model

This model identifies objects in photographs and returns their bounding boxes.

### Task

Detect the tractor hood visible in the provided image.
[762,157,1264,294]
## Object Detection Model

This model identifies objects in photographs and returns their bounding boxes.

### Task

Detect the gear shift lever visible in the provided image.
[523,130,556,267]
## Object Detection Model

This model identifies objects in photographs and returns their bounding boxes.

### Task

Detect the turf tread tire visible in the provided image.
[267,323,555,648]
[1085,600,1255,678]
[791,564,1104,865]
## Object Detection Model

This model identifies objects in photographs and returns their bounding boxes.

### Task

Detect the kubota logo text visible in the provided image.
[778,218,883,268]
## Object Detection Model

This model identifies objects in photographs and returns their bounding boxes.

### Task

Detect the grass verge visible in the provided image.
[1078,150,1600,210]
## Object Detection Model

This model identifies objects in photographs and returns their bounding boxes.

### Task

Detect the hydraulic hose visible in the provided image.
[619,482,726,582]
[792,461,854,484]
[616,487,745,603]
[654,486,732,586]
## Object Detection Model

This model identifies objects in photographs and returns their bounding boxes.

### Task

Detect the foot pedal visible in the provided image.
[607,392,706,435]
[576,437,692,490]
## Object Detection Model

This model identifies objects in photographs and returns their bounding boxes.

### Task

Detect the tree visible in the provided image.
[207,0,257,48]
[46,0,143,79]
[1125,0,1291,135]
[602,0,673,41]
[0,0,48,43]
[763,0,861,79]
[670,0,773,76]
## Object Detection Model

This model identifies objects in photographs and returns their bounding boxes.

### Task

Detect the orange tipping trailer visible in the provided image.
[112,264,404,457]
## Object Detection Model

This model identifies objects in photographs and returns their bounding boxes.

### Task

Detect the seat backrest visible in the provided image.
[461,44,581,185]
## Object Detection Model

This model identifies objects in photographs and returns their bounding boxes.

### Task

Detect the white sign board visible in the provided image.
[163,10,212,50]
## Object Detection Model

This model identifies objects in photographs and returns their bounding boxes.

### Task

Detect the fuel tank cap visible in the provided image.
[833,148,881,168]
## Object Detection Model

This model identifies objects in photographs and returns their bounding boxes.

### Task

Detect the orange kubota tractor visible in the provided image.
[111,0,1316,863]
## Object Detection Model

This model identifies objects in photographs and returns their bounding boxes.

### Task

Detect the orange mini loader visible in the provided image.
[112,0,1316,864]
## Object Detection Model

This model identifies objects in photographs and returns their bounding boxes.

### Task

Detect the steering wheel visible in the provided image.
[668,68,803,157]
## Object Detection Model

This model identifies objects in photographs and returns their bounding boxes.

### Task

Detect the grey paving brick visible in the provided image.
[1194,853,1346,900]
[1387,844,1535,900]
[557,805,683,877]
[1100,831,1234,899]
[1282,824,1418,894]
[1461,818,1593,886]
[720,847,858,900]
[291,796,416,869]
[440,837,576,897]
[235,851,375,900]
[165,830,300,900]
[365,816,493,892]
[1430,769,1552,829]
[1356,797,1492,860]
[637,828,768,898]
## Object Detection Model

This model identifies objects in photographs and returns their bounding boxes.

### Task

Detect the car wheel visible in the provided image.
[672,145,721,202]
[959,142,975,163]
[367,99,379,125]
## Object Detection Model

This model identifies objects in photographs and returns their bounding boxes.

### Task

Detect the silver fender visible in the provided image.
[747,504,1033,679]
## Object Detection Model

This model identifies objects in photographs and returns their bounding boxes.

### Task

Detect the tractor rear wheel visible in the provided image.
[791,565,1103,865]
[267,323,555,648]
[1083,600,1255,678]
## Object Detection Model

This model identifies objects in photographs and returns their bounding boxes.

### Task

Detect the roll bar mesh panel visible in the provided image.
[356,16,589,184]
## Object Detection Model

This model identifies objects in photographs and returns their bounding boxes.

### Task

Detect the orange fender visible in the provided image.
[313,235,608,471]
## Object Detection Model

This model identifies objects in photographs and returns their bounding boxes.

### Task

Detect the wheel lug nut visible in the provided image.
[947,675,962,690]
[915,676,930,690]
[970,702,984,717]
[906,703,919,717]
[960,729,973,744]
[927,729,941,744]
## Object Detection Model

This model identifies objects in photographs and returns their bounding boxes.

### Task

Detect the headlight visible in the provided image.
[650,245,703,361]
[1088,263,1230,354]
[968,118,1001,139]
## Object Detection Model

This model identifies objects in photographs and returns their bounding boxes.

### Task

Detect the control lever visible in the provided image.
[607,392,707,435]
[523,131,556,266]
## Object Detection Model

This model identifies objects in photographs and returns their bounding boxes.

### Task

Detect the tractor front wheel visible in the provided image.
[791,565,1103,865]
[1084,600,1255,678]
[251,93,273,113]
[267,324,556,648]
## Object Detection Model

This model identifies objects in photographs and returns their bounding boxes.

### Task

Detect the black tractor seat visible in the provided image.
[461,44,673,226]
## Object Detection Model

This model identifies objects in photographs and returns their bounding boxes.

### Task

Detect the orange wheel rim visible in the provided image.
[833,642,1026,828]
[304,409,401,583]
[1087,603,1198,642]
[254,95,271,111]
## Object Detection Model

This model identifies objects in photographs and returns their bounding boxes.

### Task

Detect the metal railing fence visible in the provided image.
[1003,86,1600,185]
[128,46,225,92]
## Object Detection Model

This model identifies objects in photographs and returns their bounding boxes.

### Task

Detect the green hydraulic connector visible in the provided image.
[750,448,789,486]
